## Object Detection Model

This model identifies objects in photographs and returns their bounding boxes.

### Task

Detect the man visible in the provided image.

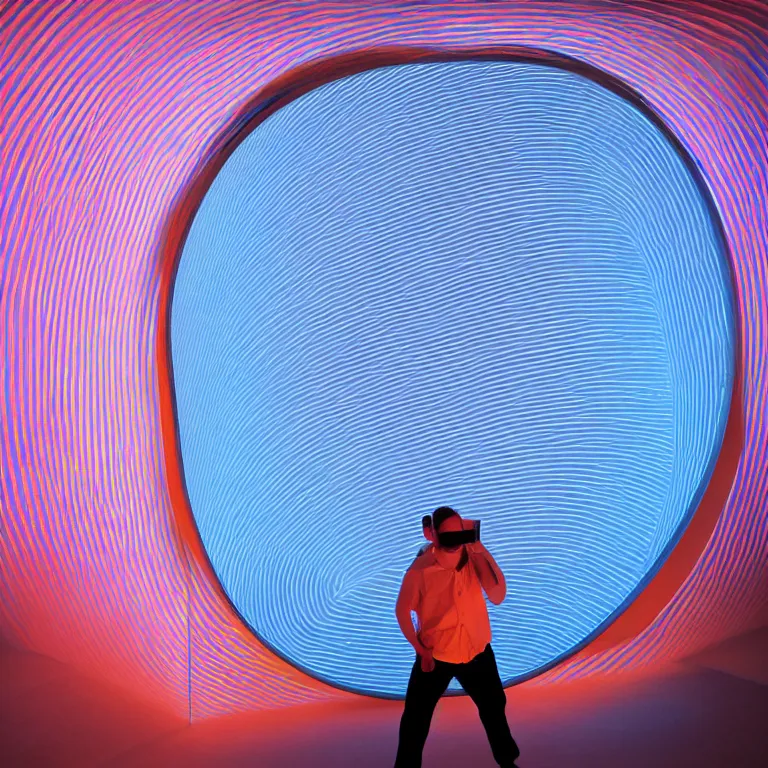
[394,506,520,767]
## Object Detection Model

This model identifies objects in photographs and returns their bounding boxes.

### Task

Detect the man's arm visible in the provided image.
[467,542,506,605]
[395,569,430,656]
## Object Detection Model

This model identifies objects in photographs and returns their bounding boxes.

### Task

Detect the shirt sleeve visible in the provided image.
[398,566,421,613]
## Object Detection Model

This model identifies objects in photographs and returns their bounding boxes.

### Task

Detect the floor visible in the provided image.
[2,627,767,767]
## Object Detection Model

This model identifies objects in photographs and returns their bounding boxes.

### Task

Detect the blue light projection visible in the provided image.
[170,61,734,696]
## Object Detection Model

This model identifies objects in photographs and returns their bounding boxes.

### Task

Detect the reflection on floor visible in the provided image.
[2,627,767,767]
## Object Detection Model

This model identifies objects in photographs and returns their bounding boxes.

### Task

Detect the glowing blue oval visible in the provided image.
[171,60,734,696]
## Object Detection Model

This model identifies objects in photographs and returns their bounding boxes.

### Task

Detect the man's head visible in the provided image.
[432,506,464,552]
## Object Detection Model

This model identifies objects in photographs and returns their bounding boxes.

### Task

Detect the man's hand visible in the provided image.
[415,637,436,672]
[419,647,435,673]
[465,539,484,556]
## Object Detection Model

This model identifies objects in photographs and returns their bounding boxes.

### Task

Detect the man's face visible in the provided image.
[436,514,464,552]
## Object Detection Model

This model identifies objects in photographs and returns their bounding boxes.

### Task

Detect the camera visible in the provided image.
[436,519,481,549]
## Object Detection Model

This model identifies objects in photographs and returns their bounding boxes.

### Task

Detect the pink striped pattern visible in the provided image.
[1,0,766,719]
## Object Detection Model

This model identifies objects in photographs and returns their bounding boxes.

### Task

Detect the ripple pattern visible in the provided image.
[1,0,765,718]
[172,61,733,696]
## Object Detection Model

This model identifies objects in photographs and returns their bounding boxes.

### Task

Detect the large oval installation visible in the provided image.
[169,59,734,697]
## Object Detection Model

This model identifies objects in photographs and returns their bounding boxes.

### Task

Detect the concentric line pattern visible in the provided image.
[171,60,733,696]
[1,0,766,718]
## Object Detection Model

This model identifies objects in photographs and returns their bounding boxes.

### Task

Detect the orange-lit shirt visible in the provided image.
[405,545,491,664]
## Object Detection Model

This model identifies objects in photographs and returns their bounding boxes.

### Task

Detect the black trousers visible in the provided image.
[395,644,519,767]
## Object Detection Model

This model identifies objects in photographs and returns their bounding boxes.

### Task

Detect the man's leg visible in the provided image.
[394,656,453,768]
[454,645,520,767]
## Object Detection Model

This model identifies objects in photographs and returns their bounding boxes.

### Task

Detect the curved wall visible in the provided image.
[1,1,766,719]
